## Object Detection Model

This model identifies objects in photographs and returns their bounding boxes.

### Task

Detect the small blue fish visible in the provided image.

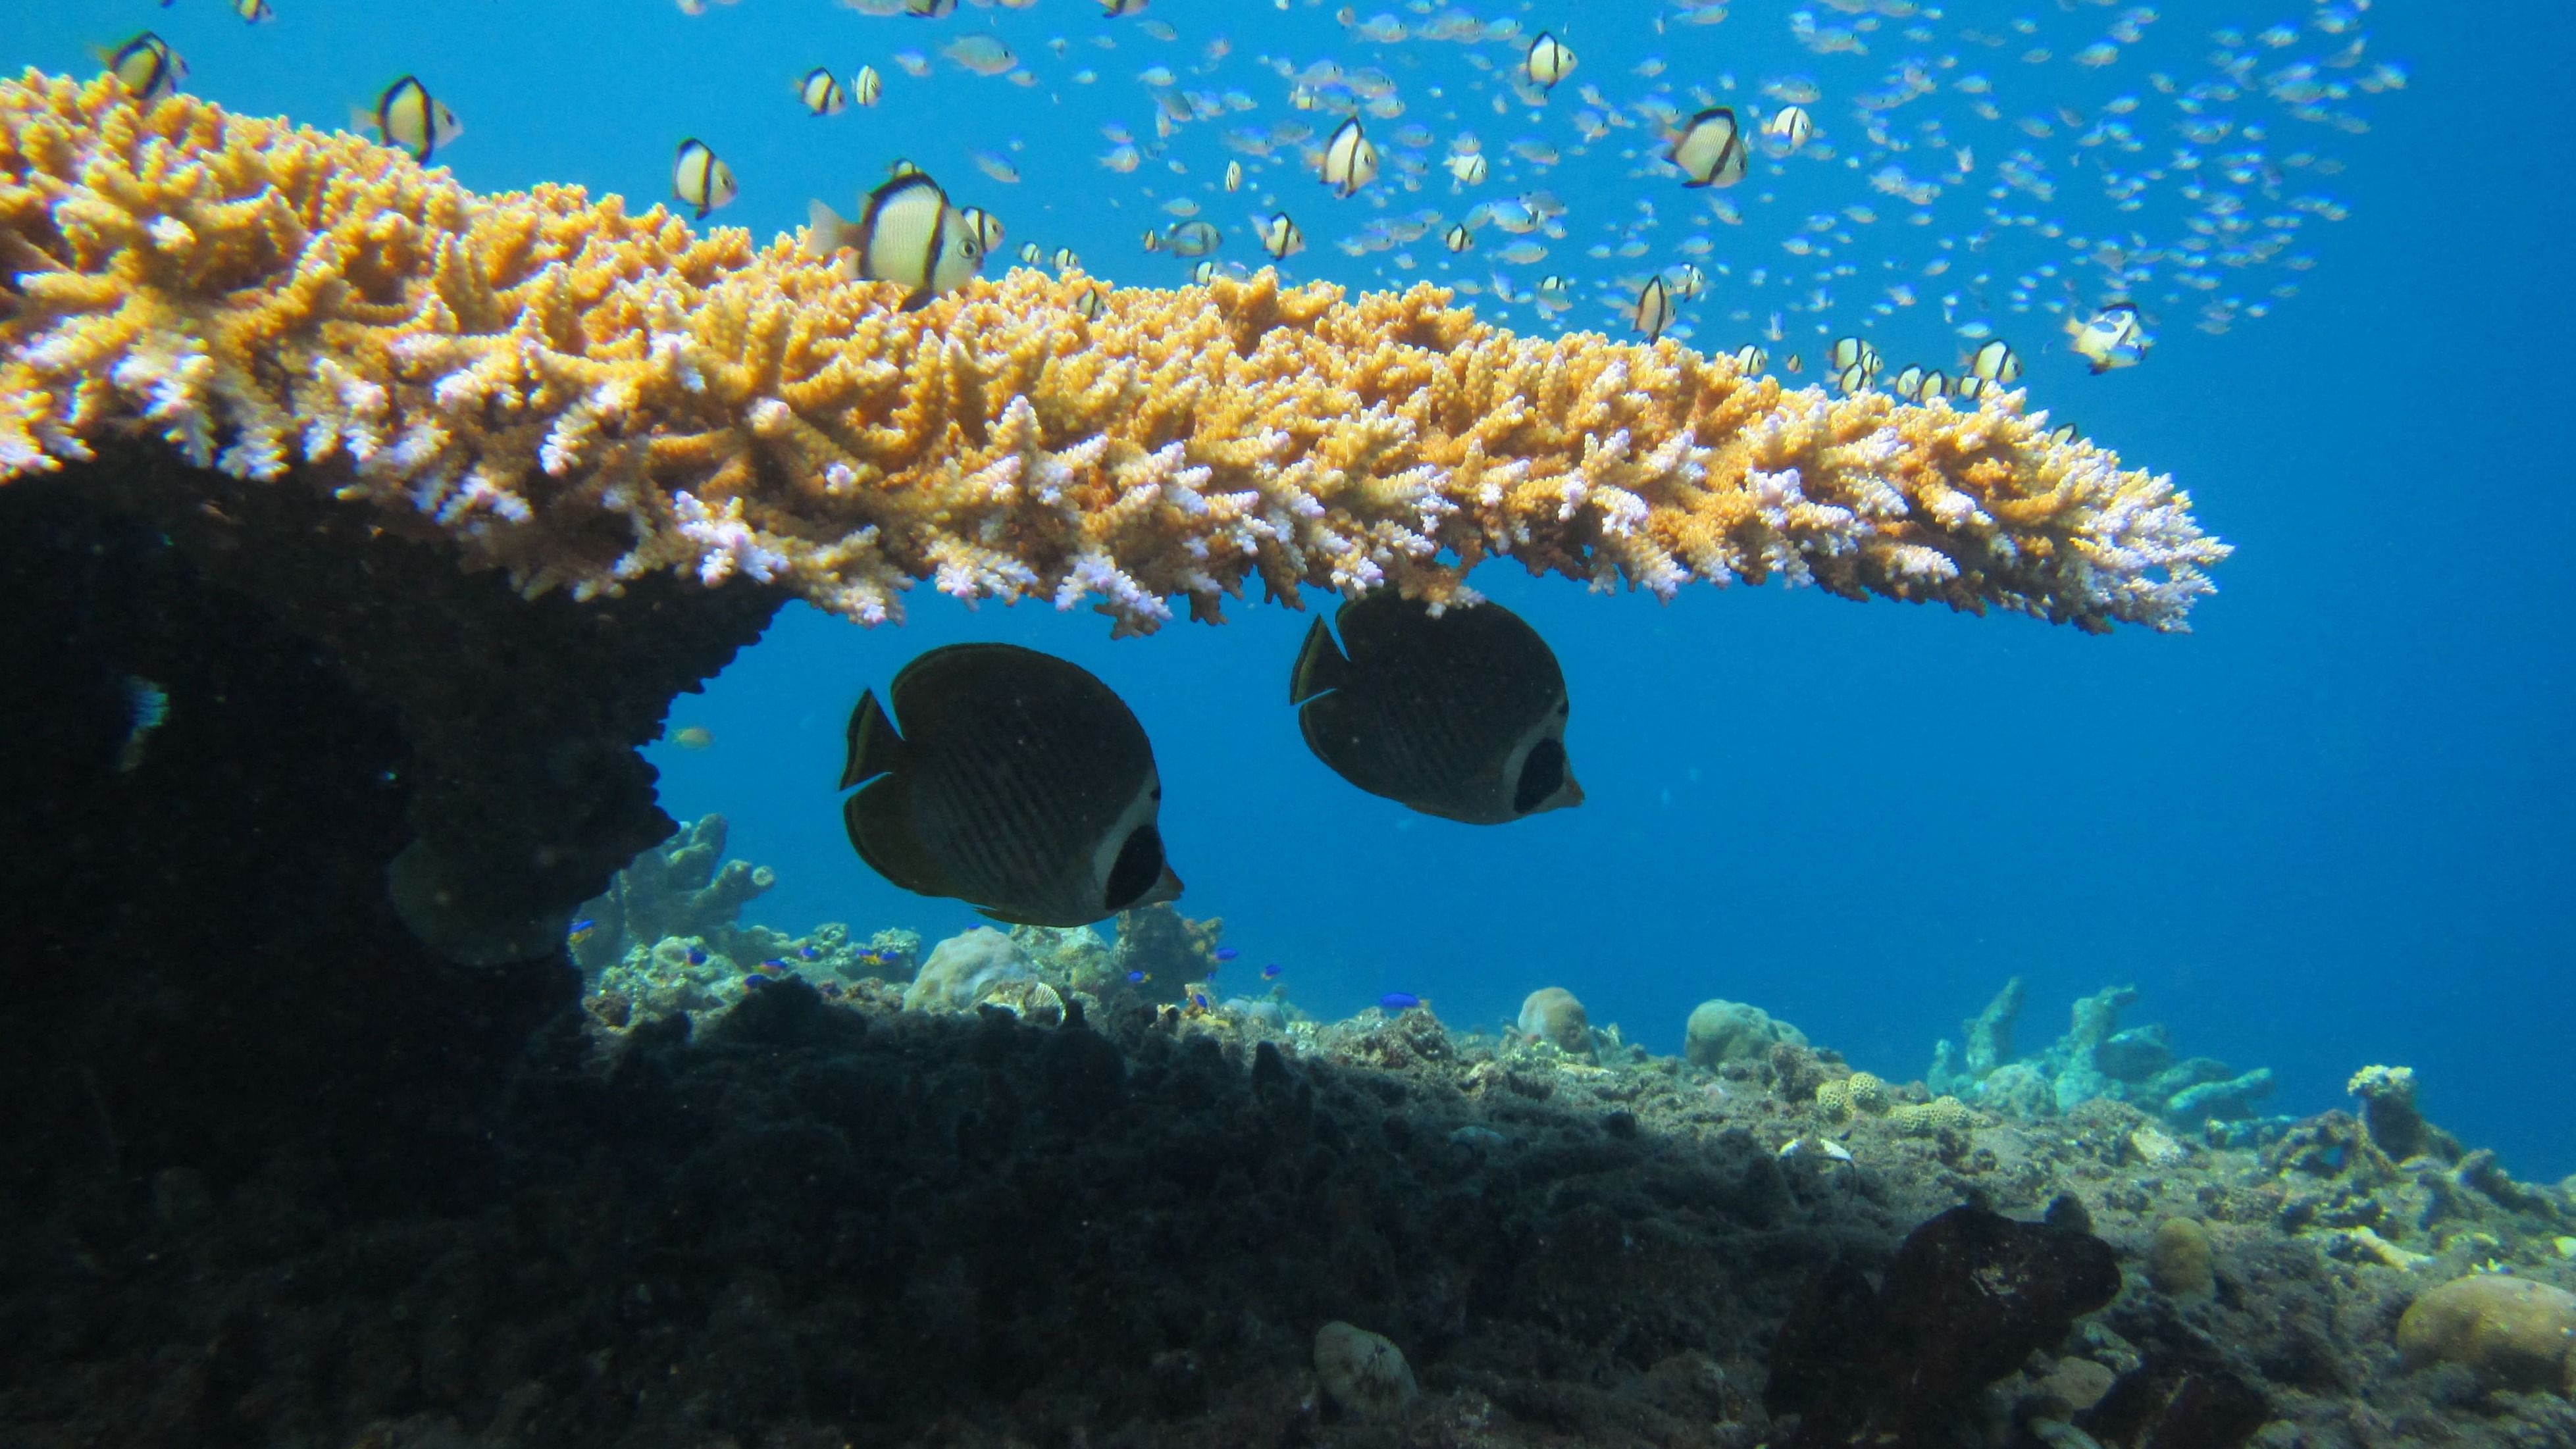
[686,946,708,967]
[1191,992,1211,1010]
[568,919,597,944]
[743,973,770,989]
[1126,969,1150,984]
[758,959,789,974]
[798,945,821,961]
[1260,963,1281,980]
[1379,992,1422,1011]
[1213,946,1239,961]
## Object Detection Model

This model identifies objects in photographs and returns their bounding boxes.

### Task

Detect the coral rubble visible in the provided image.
[1931,979,2277,1131]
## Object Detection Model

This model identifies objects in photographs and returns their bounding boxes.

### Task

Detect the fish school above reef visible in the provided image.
[0,71,2224,638]
[741,0,2392,369]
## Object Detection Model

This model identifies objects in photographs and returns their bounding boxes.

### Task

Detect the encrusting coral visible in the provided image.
[1,72,2226,637]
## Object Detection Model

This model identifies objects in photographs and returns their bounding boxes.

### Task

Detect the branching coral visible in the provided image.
[0,72,2228,635]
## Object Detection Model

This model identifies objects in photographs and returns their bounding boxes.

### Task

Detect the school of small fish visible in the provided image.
[686,0,2384,396]
[104,0,2399,403]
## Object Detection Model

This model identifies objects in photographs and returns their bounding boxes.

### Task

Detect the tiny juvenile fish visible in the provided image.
[361,76,464,165]
[101,32,185,101]
[1524,32,1576,90]
[798,66,847,116]
[672,138,739,218]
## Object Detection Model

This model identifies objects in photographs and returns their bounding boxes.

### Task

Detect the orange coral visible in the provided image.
[0,70,2226,635]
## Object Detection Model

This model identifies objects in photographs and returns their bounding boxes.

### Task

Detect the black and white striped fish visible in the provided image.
[804,171,985,308]
[671,138,738,219]
[1320,116,1378,197]
[1670,107,1749,188]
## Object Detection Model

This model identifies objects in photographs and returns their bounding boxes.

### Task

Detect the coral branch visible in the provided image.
[1,72,2227,636]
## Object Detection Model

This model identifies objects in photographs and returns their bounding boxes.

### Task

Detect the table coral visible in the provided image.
[0,71,2226,638]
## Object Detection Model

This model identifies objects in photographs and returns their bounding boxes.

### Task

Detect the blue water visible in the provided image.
[14,1,2571,1177]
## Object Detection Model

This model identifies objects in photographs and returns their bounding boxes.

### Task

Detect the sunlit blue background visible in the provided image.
[11,1,2571,1177]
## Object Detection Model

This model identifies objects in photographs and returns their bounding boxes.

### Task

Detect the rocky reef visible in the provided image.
[13,900,2576,1447]
[9,467,2576,1447]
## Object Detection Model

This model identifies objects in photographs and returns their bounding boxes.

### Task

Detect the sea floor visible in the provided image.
[5,948,2574,1449]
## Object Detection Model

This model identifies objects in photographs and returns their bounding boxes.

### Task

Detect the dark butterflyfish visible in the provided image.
[1288,593,1583,825]
[839,644,1182,927]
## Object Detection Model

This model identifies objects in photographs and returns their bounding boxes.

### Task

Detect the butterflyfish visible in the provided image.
[1289,594,1583,826]
[840,644,1182,927]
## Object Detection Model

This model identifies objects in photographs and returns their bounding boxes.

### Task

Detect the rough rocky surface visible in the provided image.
[9,453,2576,1449]
[41,448,785,965]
